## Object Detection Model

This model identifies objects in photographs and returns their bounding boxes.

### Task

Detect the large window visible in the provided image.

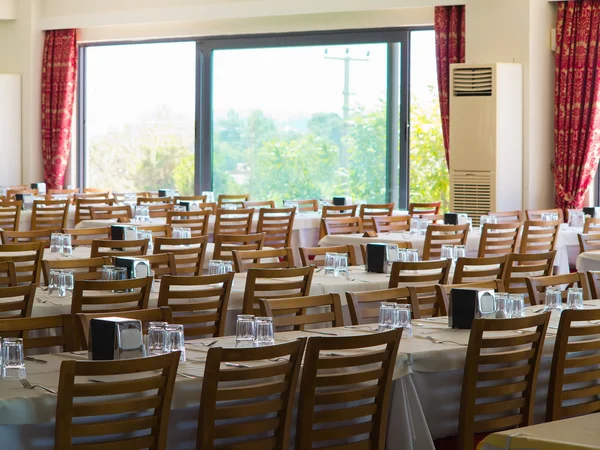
[79,29,446,208]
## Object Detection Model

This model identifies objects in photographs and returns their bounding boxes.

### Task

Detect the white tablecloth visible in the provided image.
[576,250,600,273]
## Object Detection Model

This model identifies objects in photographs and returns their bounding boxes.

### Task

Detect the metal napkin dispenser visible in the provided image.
[366,243,398,274]
[111,224,138,241]
[114,256,151,279]
[583,207,600,218]
[333,196,352,206]
[449,288,495,329]
[90,317,144,360]
[444,213,459,225]
[15,193,34,210]
[177,201,201,212]
[30,182,47,195]
[159,189,178,198]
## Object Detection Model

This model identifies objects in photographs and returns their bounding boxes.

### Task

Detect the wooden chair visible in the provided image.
[0,201,21,231]
[525,208,564,221]
[503,251,556,305]
[75,192,112,201]
[214,207,254,235]
[452,255,508,284]
[0,261,17,287]
[373,215,411,233]
[287,199,318,212]
[346,286,413,324]
[7,188,36,201]
[323,217,364,236]
[435,280,505,317]
[547,308,600,421]
[71,276,153,314]
[195,202,218,214]
[146,203,175,218]
[586,271,600,298]
[525,272,589,306]
[166,210,211,237]
[136,224,169,238]
[259,293,344,331]
[90,238,149,257]
[1,229,52,246]
[297,329,402,450]
[360,241,413,267]
[213,233,265,261]
[583,217,600,233]
[577,233,600,252]
[519,220,561,254]
[76,307,174,350]
[408,201,441,215]
[217,193,250,208]
[140,253,177,279]
[418,213,444,223]
[242,200,275,209]
[197,339,305,450]
[232,247,295,272]
[55,352,179,450]
[136,196,173,205]
[47,188,79,204]
[422,223,469,260]
[158,273,233,339]
[174,195,207,204]
[458,313,550,450]
[154,236,208,276]
[320,204,358,238]
[30,199,69,230]
[299,245,358,267]
[89,205,133,221]
[242,266,314,315]
[42,256,111,285]
[0,283,36,318]
[388,259,451,318]
[83,187,111,196]
[488,210,524,222]
[478,222,521,257]
[62,226,111,246]
[74,198,115,224]
[359,203,394,231]
[0,314,75,352]
[257,207,295,248]
[0,242,44,284]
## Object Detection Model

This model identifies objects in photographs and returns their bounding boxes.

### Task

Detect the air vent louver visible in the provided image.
[452,67,493,97]
[450,171,492,226]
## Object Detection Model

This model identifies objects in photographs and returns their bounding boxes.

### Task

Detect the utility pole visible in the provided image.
[324,47,370,168]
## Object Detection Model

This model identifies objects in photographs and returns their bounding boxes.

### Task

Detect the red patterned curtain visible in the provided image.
[554,1,600,208]
[41,29,78,190]
[434,5,466,169]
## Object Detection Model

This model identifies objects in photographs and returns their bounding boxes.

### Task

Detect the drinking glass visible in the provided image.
[544,287,563,312]
[148,321,167,355]
[397,249,407,262]
[453,245,466,261]
[2,337,25,379]
[335,254,349,278]
[494,293,509,318]
[202,191,215,203]
[254,317,275,346]
[324,252,337,276]
[174,205,186,213]
[508,294,525,317]
[393,304,412,338]
[101,265,116,280]
[113,267,128,281]
[479,215,490,231]
[171,228,183,239]
[180,228,192,239]
[50,233,62,253]
[61,234,73,255]
[419,219,429,236]
[48,269,61,295]
[378,302,396,332]
[236,315,256,347]
[440,244,453,261]
[164,324,186,363]
[541,212,550,221]
[409,218,420,234]
[208,260,222,276]
[222,261,233,273]
[62,270,74,293]
[465,217,473,231]
[567,287,584,310]
[134,205,143,222]
[406,249,419,263]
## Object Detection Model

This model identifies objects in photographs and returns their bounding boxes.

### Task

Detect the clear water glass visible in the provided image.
[378,302,396,332]
[50,233,62,253]
[48,269,61,295]
[222,261,233,273]
[171,228,183,239]
[453,245,466,261]
[2,337,25,379]
[113,267,128,281]
[164,324,186,363]
[324,252,337,276]
[254,317,275,346]
[406,249,419,263]
[409,218,420,234]
[101,265,116,280]
[508,294,525,317]
[419,219,429,236]
[545,287,563,312]
[61,234,73,255]
[334,254,349,278]
[397,249,407,262]
[393,304,412,338]
[494,292,509,318]
[61,270,74,295]
[479,215,490,231]
[440,244,453,260]
[148,322,167,355]
[236,315,256,347]
[208,260,222,276]
[202,191,215,203]
[567,287,584,310]
[569,211,585,228]
[541,212,551,221]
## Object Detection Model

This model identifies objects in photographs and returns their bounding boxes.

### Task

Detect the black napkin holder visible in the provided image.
[444,213,459,225]
[90,317,144,360]
[30,182,46,194]
[333,196,346,206]
[114,256,151,279]
[366,243,387,273]
[584,207,596,218]
[111,224,137,241]
[178,201,191,211]
[158,189,169,197]
[449,288,495,329]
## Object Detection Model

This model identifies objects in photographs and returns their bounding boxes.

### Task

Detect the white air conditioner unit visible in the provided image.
[449,63,523,225]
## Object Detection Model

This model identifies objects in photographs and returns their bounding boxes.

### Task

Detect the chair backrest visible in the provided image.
[136,224,169,238]
[577,233,600,253]
[548,308,600,421]
[408,201,441,215]
[198,340,305,450]
[297,329,402,450]
[47,188,78,204]
[435,280,505,317]
[0,201,21,231]
[259,293,344,330]
[55,352,179,450]
[256,207,296,248]
[154,236,208,276]
[213,233,265,261]
[359,203,394,231]
[158,273,233,339]
[83,187,111,196]
[452,255,508,284]
[62,226,111,246]
[583,217,600,234]
[217,193,250,208]
[42,256,111,285]
[519,220,561,254]
[90,238,149,258]
[174,195,207,204]
[146,203,175,218]
[75,192,112,201]
[503,251,556,304]
[418,213,444,223]
[488,210,524,222]
[0,242,44,284]
[299,245,358,267]
[373,215,411,233]
[422,223,469,260]
[141,253,177,279]
[242,200,275,209]
[525,272,589,306]
[287,199,318,212]
[7,188,36,201]
[89,205,133,221]
[166,210,211,237]
[323,217,363,236]
[1,229,52,246]
[71,276,153,314]
[76,307,174,350]
[243,266,314,315]
[346,286,413,325]
[137,196,173,205]
[0,283,36,318]
[320,205,358,238]
[458,313,550,450]
[0,261,17,287]
[232,247,295,272]
[0,314,75,352]
[388,259,451,318]
[31,199,69,230]
[525,208,564,221]
[214,208,254,235]
[586,271,600,298]
[478,222,521,257]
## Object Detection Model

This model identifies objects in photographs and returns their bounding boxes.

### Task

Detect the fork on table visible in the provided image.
[20,379,57,394]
